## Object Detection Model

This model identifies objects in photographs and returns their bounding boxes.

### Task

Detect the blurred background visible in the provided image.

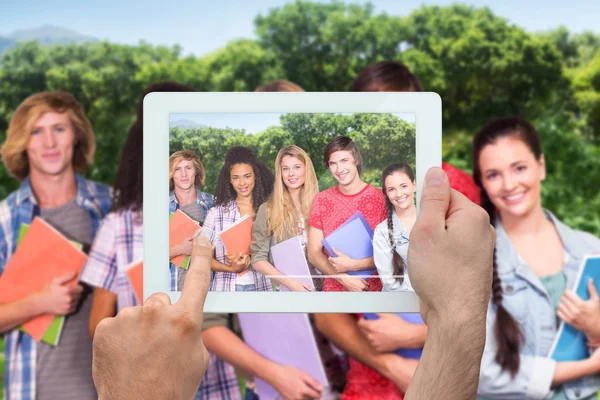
[1,0,599,393]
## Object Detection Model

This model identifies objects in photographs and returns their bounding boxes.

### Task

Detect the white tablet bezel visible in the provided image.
[143,92,441,312]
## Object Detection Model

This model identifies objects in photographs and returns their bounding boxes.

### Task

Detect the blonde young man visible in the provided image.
[168,150,213,290]
[0,92,112,400]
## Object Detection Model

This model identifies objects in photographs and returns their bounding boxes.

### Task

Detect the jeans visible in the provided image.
[235,284,257,292]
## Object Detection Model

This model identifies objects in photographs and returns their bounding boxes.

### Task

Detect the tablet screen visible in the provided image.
[168,112,417,293]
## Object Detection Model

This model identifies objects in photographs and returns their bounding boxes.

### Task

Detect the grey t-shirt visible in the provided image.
[176,202,205,290]
[36,199,97,400]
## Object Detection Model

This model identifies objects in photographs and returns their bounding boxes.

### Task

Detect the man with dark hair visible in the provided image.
[0,91,112,400]
[308,136,386,293]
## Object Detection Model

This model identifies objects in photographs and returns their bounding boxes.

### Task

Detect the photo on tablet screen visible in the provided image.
[168,112,417,294]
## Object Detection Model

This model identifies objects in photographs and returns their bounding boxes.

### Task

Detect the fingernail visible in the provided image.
[425,167,445,187]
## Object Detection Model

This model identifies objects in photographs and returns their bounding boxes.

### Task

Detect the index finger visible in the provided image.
[563,290,583,307]
[177,236,212,319]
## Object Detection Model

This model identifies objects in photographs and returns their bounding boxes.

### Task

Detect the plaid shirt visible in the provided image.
[169,190,214,291]
[79,208,142,311]
[81,207,241,400]
[201,201,273,292]
[0,174,112,400]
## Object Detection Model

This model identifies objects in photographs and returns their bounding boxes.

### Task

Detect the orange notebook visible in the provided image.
[125,260,143,304]
[0,217,87,342]
[219,214,253,255]
[169,209,200,269]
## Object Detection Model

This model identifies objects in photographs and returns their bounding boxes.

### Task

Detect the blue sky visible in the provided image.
[170,112,415,134]
[1,0,598,57]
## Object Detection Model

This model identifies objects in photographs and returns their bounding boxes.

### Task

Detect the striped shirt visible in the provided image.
[80,207,242,400]
[201,201,273,292]
[169,190,214,291]
[0,174,112,400]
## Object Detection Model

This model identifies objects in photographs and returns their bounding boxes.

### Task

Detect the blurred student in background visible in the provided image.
[0,91,112,400]
[254,79,305,92]
[168,150,214,291]
[473,116,600,399]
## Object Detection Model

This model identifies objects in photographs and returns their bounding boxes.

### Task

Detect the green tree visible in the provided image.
[255,1,404,91]
[400,4,567,132]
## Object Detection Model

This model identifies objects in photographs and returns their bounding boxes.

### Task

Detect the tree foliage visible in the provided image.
[0,1,598,236]
[169,113,416,193]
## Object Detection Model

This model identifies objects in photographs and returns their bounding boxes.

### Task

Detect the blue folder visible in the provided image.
[363,313,424,359]
[549,255,600,362]
[321,211,376,277]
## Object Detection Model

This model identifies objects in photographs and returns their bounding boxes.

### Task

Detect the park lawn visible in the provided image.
[1,336,4,396]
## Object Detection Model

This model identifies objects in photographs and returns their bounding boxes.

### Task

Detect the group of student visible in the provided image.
[0,59,600,400]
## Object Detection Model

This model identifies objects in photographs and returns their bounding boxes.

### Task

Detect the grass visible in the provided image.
[1,336,4,397]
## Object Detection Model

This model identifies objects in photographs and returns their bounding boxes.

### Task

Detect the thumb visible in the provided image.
[589,278,598,300]
[414,167,450,237]
[333,247,346,257]
[52,271,77,285]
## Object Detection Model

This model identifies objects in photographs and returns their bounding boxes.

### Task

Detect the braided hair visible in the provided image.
[381,162,415,284]
[472,116,542,377]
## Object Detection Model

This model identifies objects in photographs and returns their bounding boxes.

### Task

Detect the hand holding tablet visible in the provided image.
[92,236,212,400]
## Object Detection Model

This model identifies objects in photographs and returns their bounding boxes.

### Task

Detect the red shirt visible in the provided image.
[309,183,404,399]
[442,161,481,206]
[308,183,386,292]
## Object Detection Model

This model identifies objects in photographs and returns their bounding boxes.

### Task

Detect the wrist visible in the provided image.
[586,325,600,344]
[581,357,600,375]
[260,361,281,386]
[30,291,47,314]
[378,353,400,380]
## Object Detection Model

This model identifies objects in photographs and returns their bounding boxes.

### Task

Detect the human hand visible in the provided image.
[282,278,313,292]
[225,252,250,272]
[382,354,419,393]
[358,314,415,353]
[38,272,84,316]
[177,235,195,256]
[328,248,356,273]
[558,279,600,341]
[269,365,324,400]
[92,236,212,400]
[334,273,368,292]
[408,168,494,326]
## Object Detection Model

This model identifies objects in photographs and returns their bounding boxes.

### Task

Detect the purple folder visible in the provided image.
[271,236,315,292]
[321,211,376,276]
[362,313,423,359]
[237,313,329,399]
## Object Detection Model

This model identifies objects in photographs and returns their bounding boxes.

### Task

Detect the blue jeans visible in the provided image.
[235,284,257,292]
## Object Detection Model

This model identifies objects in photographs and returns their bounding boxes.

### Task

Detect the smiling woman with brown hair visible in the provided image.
[473,116,600,400]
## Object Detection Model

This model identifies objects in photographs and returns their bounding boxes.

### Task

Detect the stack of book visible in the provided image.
[0,217,87,346]
[169,209,200,270]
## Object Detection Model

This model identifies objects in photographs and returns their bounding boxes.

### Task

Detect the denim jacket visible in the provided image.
[477,210,600,400]
[373,212,412,291]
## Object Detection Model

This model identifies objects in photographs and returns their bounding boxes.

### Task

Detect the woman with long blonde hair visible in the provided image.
[251,144,322,291]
